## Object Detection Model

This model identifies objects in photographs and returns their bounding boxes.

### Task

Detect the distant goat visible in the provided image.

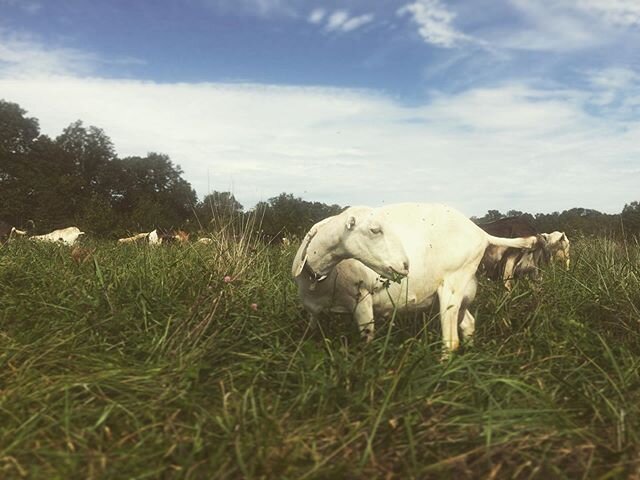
[31,226,85,246]
[118,229,190,246]
[157,229,189,245]
[541,231,571,269]
[118,232,150,244]
[0,220,27,245]
[478,217,570,289]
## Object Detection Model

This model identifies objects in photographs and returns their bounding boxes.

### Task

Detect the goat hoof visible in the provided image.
[361,329,374,343]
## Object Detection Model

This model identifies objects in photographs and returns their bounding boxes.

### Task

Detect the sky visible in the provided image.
[1,0,639,216]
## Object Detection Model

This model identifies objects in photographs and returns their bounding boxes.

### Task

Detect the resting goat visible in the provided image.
[118,229,189,245]
[0,220,27,245]
[31,227,85,246]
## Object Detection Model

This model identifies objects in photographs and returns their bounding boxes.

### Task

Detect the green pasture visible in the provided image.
[0,235,639,479]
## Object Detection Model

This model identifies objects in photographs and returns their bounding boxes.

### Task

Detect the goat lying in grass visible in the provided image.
[31,226,85,246]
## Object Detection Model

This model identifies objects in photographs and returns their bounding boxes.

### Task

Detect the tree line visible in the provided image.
[0,100,342,238]
[472,205,640,240]
[1,99,638,240]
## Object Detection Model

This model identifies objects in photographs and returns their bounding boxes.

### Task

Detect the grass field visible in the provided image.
[1,233,639,479]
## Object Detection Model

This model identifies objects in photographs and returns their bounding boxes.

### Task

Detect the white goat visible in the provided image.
[293,203,538,354]
[147,229,161,246]
[118,232,150,244]
[541,231,571,269]
[31,226,85,246]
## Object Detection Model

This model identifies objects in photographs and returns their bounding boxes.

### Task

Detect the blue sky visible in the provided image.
[1,0,639,215]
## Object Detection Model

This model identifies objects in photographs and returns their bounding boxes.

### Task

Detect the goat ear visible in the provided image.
[346,216,356,230]
[293,256,307,278]
[292,227,319,277]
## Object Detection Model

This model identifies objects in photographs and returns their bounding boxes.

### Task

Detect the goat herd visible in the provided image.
[2,203,570,356]
[1,224,218,247]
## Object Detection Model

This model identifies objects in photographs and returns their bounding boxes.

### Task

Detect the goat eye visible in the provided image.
[370,226,382,234]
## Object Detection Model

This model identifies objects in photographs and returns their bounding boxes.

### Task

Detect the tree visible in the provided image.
[80,193,118,237]
[114,153,197,231]
[622,201,640,237]
[255,193,342,237]
[56,121,116,190]
[195,191,244,229]
[0,100,39,156]
[0,117,122,231]
[0,100,41,225]
[474,210,504,224]
[22,135,84,230]
[0,101,201,234]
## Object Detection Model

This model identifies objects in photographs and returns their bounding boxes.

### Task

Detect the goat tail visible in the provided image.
[486,234,540,250]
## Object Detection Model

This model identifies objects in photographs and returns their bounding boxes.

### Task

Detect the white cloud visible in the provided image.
[484,0,640,53]
[573,0,640,27]
[326,10,349,31]
[585,67,640,114]
[424,85,588,133]
[588,67,639,90]
[0,29,145,78]
[1,72,638,215]
[0,30,97,77]
[308,8,325,25]
[311,9,374,33]
[341,13,375,33]
[0,0,42,14]
[498,0,604,51]
[397,0,470,48]
[203,0,297,17]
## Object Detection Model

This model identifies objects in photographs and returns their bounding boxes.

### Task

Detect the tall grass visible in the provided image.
[1,234,639,478]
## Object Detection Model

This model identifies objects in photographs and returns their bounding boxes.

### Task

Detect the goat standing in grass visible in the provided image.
[293,203,538,355]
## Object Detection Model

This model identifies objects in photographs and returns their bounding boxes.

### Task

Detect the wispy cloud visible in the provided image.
[0,29,97,77]
[308,8,326,25]
[309,9,375,34]
[341,13,375,33]
[476,0,640,53]
[397,0,640,53]
[0,0,42,15]
[588,67,639,90]
[497,0,604,51]
[0,28,146,78]
[572,0,640,27]
[397,0,471,48]
[207,1,376,31]
[326,10,349,31]
[202,0,297,18]
[584,67,640,116]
